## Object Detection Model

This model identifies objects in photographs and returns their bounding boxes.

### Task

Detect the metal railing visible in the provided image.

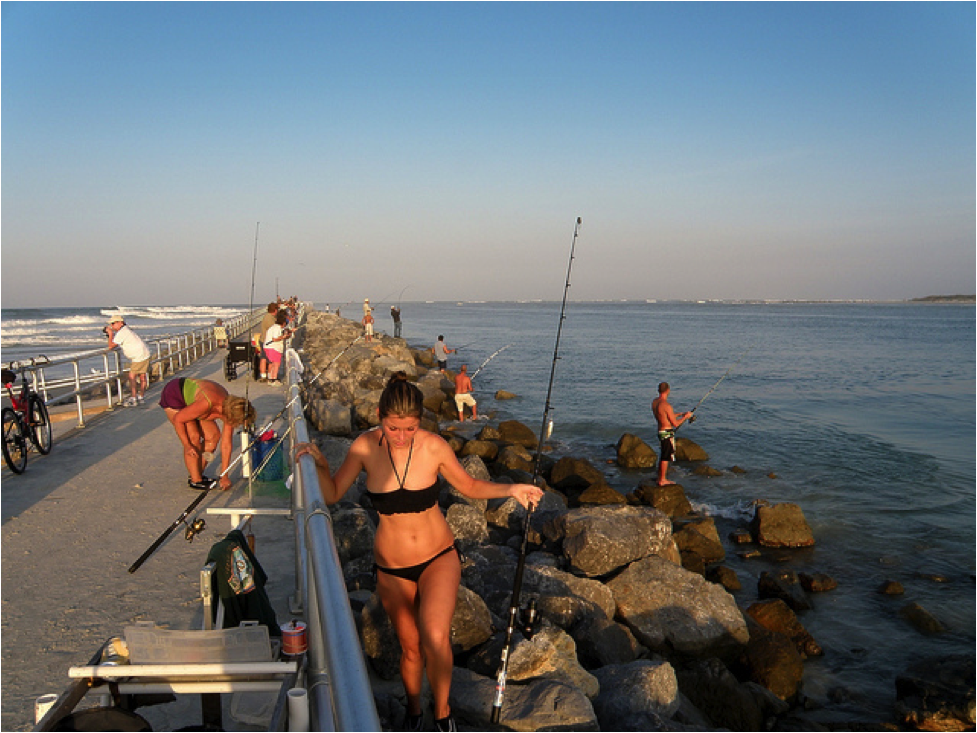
[284,347,381,732]
[2,310,263,429]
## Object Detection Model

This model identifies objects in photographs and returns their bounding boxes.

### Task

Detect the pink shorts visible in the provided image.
[266,348,283,364]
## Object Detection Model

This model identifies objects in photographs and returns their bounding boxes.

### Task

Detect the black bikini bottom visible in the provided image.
[375,544,459,584]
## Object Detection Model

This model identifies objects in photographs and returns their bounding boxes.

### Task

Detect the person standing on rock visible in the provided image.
[390,305,402,338]
[294,373,542,733]
[433,335,453,371]
[652,381,693,486]
[453,364,477,422]
[362,309,375,342]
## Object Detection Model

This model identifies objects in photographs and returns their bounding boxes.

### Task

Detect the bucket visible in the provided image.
[251,433,284,481]
[281,621,307,656]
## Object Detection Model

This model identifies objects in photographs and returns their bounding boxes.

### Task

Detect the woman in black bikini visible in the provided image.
[294,372,542,732]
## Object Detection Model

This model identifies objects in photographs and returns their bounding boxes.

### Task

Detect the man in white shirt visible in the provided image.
[107,315,151,406]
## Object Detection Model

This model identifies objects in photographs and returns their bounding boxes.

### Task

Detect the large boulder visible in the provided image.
[675,437,708,461]
[449,667,598,732]
[571,614,646,669]
[557,505,674,578]
[616,433,658,469]
[734,625,805,702]
[497,420,538,449]
[550,457,606,498]
[757,570,812,612]
[330,506,375,566]
[746,599,822,658]
[751,502,815,548]
[673,517,726,567]
[591,660,680,731]
[608,556,750,660]
[451,585,493,653]
[631,482,694,518]
[306,397,353,436]
[675,657,766,732]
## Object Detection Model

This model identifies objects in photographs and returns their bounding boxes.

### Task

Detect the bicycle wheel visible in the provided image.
[2,407,28,474]
[28,395,53,455]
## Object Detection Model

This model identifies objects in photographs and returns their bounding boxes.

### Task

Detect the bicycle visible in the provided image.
[2,357,53,474]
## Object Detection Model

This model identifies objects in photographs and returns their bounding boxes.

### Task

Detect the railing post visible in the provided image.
[72,361,86,427]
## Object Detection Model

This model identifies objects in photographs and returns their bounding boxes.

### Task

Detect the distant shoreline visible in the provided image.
[908,294,976,303]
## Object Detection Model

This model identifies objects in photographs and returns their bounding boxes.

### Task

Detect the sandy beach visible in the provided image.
[1,354,298,731]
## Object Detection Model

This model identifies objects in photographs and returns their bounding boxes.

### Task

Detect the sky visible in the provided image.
[2,2,974,307]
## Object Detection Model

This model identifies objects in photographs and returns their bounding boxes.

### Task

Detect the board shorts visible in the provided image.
[454,393,476,409]
[658,430,676,462]
[364,323,374,336]
[129,359,150,375]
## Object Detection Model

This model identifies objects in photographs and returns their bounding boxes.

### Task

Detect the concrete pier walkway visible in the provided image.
[1,353,297,731]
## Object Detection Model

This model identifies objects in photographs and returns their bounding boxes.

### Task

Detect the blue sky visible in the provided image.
[2,2,974,307]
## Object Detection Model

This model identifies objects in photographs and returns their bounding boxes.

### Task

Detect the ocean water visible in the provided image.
[4,299,974,723]
[0,304,250,374]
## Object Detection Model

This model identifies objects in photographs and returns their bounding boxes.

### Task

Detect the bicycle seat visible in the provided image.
[1,369,17,385]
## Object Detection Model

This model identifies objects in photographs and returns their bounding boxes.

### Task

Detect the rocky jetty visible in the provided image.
[294,311,975,732]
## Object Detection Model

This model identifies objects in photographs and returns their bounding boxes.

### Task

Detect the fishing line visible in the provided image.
[681,341,757,428]
[471,343,513,379]
[492,216,582,724]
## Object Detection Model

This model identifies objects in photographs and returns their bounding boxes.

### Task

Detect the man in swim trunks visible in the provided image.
[159,378,256,490]
[652,381,692,486]
[453,364,477,422]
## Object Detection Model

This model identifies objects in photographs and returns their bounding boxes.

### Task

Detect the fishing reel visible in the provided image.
[518,597,540,639]
[184,517,206,542]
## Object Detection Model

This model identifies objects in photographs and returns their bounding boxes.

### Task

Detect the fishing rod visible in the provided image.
[491,216,582,725]
[680,342,756,429]
[471,343,513,379]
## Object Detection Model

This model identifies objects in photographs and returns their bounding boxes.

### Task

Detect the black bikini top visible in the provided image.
[367,483,440,515]
[367,435,440,515]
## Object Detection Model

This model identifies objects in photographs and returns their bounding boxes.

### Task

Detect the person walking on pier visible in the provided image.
[106,314,151,406]
[159,378,256,490]
[262,311,289,384]
[258,302,279,382]
[294,373,542,732]
[652,381,693,486]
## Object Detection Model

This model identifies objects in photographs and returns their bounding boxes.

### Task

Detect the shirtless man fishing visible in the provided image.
[453,364,477,422]
[652,382,693,486]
